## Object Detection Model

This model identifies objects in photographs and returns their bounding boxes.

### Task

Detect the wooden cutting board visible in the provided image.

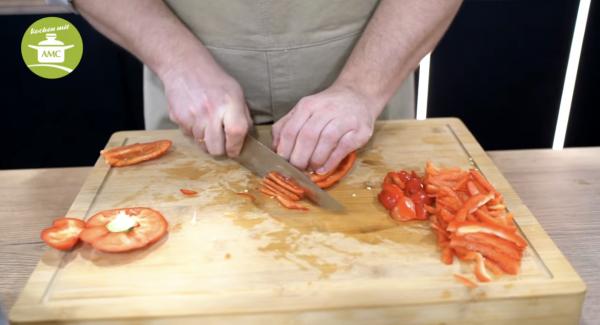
[10,118,585,324]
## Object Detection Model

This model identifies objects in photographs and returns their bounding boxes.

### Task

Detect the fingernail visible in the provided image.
[316,167,327,174]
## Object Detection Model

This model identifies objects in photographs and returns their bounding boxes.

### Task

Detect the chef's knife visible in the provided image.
[234,135,345,212]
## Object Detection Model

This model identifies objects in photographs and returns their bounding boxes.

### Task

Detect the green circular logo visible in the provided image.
[21,17,83,79]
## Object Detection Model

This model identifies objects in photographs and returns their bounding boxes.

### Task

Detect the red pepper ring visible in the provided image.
[79,207,168,253]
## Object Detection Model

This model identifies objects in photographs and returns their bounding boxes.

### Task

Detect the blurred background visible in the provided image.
[0,0,598,169]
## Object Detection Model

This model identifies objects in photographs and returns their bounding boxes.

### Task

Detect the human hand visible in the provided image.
[161,63,252,157]
[272,84,379,173]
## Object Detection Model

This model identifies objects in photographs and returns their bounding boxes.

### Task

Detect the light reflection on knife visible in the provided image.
[233,135,345,212]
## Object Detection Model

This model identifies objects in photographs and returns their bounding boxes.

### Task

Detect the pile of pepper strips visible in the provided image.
[378,162,527,285]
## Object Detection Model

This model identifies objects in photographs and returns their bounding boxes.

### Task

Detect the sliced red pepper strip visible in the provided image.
[484,258,505,276]
[449,237,521,275]
[261,182,299,201]
[441,246,454,265]
[259,187,308,210]
[425,184,439,194]
[315,151,357,189]
[425,161,440,176]
[452,174,470,191]
[431,171,466,182]
[274,194,309,211]
[474,208,505,228]
[259,187,278,197]
[41,217,85,251]
[462,233,522,260]
[470,169,495,193]
[466,214,478,222]
[434,229,449,246]
[467,181,480,196]
[308,169,334,183]
[439,207,455,223]
[448,221,527,249]
[438,186,462,202]
[488,204,506,210]
[499,213,517,231]
[180,188,198,196]
[454,193,495,222]
[473,252,493,282]
[101,140,172,167]
[454,274,478,288]
[263,178,302,201]
[425,178,456,188]
[489,192,505,205]
[437,196,462,212]
[454,247,477,261]
[266,172,305,196]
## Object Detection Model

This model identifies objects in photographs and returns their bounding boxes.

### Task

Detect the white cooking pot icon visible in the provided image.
[28,33,74,63]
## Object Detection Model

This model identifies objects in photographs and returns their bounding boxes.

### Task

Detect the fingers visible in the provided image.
[308,120,356,171]
[289,115,334,170]
[191,122,207,153]
[271,112,293,149]
[275,109,312,161]
[318,131,357,174]
[223,103,250,157]
[203,111,226,156]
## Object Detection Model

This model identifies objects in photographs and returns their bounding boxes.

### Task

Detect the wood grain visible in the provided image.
[0,119,589,324]
[488,148,600,325]
[0,168,89,312]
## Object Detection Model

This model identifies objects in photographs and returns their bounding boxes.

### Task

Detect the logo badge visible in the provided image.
[21,17,83,79]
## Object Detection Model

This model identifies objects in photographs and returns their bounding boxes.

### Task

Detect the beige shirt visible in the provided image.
[144,0,414,130]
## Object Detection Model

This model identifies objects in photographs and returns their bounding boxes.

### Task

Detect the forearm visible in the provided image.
[335,0,463,116]
[73,0,221,79]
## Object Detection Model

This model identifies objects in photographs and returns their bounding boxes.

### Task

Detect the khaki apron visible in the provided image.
[144,0,415,130]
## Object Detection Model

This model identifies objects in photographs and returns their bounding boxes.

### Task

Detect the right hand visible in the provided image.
[161,64,252,157]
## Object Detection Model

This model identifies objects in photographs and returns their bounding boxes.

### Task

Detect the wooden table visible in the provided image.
[1,148,598,324]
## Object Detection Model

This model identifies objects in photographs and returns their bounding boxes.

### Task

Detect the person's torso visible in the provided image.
[165,0,379,51]
[144,0,414,129]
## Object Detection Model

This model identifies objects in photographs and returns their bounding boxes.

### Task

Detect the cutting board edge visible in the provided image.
[9,286,585,324]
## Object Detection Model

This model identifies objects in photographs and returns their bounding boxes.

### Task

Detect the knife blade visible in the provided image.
[233,135,345,212]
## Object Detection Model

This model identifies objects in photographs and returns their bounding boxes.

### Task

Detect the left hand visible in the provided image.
[272,84,378,173]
